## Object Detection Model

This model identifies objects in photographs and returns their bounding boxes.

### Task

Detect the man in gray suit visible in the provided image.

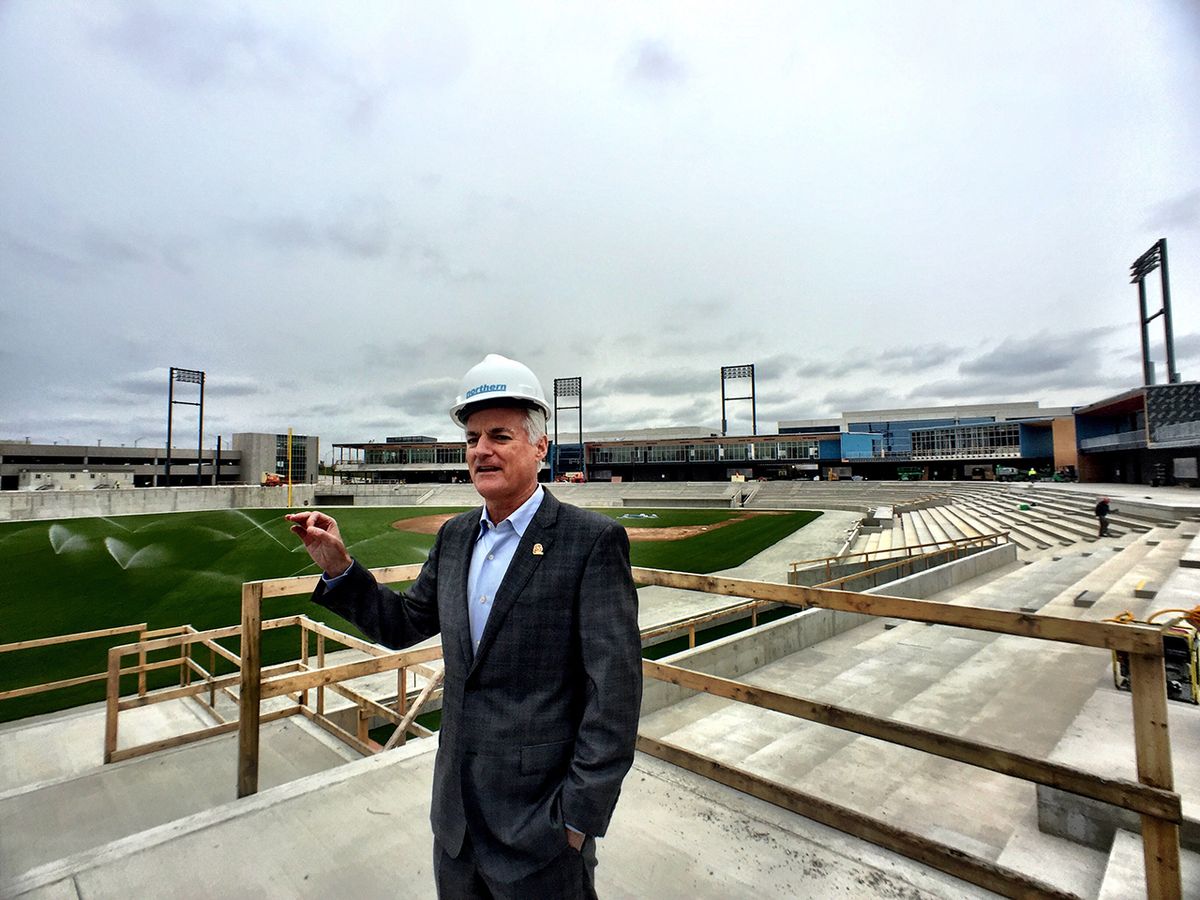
[287,354,642,899]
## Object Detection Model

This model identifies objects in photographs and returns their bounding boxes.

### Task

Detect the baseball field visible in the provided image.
[1,505,820,722]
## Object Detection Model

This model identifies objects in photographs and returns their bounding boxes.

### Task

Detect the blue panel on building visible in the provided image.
[839,433,878,459]
[1018,425,1053,458]
[818,439,841,459]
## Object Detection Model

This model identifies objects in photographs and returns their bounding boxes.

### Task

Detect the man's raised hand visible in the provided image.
[285,511,352,578]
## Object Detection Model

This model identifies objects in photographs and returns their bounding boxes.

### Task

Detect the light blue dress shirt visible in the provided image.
[465,485,544,653]
[321,486,546,654]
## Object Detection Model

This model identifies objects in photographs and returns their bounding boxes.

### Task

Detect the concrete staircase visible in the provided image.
[640,524,1200,897]
[843,481,1183,562]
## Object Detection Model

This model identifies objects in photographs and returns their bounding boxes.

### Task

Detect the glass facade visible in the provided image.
[771,440,820,460]
[274,434,309,475]
[910,422,1021,460]
[364,445,465,465]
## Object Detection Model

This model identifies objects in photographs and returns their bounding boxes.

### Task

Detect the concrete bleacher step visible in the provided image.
[942,503,1001,540]
[957,505,1054,551]
[915,508,951,544]
[924,505,974,541]
[1068,539,1194,622]
[947,499,1042,548]
[1096,830,1200,899]
[902,511,935,547]
[0,715,361,884]
[1181,532,1200,569]
[986,509,1076,549]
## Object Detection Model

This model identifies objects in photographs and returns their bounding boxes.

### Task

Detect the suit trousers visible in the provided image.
[434,830,598,900]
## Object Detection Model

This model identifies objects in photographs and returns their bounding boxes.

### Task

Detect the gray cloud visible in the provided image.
[0,229,87,282]
[795,343,962,381]
[378,378,460,416]
[958,327,1120,380]
[1175,333,1200,360]
[1148,188,1200,231]
[592,368,715,398]
[823,386,907,412]
[108,369,258,399]
[628,39,686,85]
[99,5,277,89]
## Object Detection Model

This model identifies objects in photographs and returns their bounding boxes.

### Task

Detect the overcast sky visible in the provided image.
[2,1,1198,456]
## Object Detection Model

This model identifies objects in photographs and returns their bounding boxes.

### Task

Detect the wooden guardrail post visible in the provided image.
[137,628,147,697]
[1129,650,1183,899]
[104,646,122,764]
[300,621,310,709]
[317,633,325,716]
[237,581,263,798]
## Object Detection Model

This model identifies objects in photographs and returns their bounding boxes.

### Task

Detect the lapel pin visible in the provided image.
[532,543,544,556]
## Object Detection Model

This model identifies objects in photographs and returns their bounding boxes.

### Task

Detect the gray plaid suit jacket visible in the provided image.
[312,490,642,881]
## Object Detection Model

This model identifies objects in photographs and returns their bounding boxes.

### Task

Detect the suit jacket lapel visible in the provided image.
[443,509,480,669]
[468,491,559,677]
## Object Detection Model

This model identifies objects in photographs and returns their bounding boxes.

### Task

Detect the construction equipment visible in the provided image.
[261,472,284,487]
[1107,606,1200,704]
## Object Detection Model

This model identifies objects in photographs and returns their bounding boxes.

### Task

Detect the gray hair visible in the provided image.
[522,408,547,445]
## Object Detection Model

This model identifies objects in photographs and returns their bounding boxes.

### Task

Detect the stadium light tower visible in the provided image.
[720,364,757,436]
[164,367,206,487]
[1130,238,1180,386]
[553,376,584,481]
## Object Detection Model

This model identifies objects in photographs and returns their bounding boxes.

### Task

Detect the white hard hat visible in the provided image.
[449,354,552,427]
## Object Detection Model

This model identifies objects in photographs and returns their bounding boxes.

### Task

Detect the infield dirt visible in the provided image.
[391,511,775,542]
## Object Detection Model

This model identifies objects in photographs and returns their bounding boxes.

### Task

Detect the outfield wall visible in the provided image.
[0,485,318,522]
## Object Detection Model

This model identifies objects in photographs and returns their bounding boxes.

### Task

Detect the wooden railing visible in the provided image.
[228,562,1180,898]
[0,623,188,705]
[90,567,443,767]
[630,567,1182,900]
[236,565,433,796]
[809,533,1009,592]
[789,531,1009,576]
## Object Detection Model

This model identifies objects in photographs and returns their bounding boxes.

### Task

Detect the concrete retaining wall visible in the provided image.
[641,542,1018,715]
[0,485,318,522]
[789,544,994,590]
[621,497,738,509]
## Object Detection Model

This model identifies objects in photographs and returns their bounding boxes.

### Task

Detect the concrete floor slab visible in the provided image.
[0,699,212,797]
[8,742,999,900]
[0,718,355,881]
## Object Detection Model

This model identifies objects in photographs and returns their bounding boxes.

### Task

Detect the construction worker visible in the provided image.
[1095,497,1111,537]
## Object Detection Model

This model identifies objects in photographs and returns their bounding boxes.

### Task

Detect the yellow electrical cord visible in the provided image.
[1146,606,1200,629]
[1105,605,1200,629]
[1102,611,1139,624]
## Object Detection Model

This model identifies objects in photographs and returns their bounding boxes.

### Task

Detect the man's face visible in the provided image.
[465,406,547,512]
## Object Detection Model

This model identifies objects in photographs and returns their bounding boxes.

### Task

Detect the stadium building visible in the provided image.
[331,388,1199,487]
[0,433,319,491]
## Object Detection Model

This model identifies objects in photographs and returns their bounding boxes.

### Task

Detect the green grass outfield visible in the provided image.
[1,505,819,723]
